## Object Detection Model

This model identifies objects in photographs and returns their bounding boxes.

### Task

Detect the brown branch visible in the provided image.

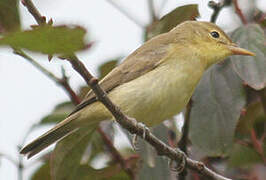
[208,0,229,23]
[105,0,144,28]
[148,0,157,22]
[22,0,46,25]
[178,100,193,180]
[97,127,136,179]
[250,129,266,162]
[232,0,248,24]
[22,1,233,179]
[13,49,81,105]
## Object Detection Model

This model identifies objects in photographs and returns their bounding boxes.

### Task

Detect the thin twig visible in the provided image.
[148,0,157,22]
[178,100,192,180]
[208,1,226,23]
[232,0,248,24]
[66,55,232,180]
[97,127,136,179]
[258,88,266,115]
[22,0,46,25]
[0,153,18,167]
[105,0,144,28]
[158,0,169,16]
[13,49,80,105]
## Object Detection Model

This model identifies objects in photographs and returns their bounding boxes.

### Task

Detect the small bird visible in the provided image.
[20,21,254,158]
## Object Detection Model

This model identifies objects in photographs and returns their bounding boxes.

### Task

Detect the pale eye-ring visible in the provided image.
[210,31,220,38]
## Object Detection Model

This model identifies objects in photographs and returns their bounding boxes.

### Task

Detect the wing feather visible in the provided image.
[70,32,173,115]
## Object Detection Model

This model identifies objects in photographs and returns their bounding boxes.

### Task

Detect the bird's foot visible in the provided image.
[132,134,138,150]
[168,150,187,173]
[131,122,150,150]
[137,122,150,139]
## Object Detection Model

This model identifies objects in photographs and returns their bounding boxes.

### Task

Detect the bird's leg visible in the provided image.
[168,150,186,173]
[137,122,150,139]
[132,134,138,150]
[131,122,150,150]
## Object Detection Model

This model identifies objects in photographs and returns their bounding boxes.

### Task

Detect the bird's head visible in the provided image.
[171,21,255,67]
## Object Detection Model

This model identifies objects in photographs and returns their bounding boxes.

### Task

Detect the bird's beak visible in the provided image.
[227,43,255,56]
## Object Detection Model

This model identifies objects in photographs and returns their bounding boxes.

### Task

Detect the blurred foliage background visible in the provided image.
[0,0,265,180]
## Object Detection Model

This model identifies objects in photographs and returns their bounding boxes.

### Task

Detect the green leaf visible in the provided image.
[228,144,262,167]
[98,59,120,79]
[137,124,171,180]
[31,161,51,180]
[0,0,20,33]
[231,24,266,90]
[189,60,246,156]
[51,127,97,180]
[146,4,199,40]
[0,25,86,54]
[40,101,75,124]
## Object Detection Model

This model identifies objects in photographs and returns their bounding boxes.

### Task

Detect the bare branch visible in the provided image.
[105,0,145,28]
[22,0,46,25]
[98,127,137,179]
[13,49,81,105]
[232,0,248,24]
[148,0,157,22]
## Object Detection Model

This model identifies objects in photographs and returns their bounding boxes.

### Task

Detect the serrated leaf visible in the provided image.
[51,127,97,180]
[137,124,171,180]
[31,161,51,180]
[231,24,266,90]
[0,0,20,33]
[146,4,199,40]
[228,144,262,167]
[40,101,75,124]
[0,25,86,54]
[98,59,120,79]
[189,60,246,156]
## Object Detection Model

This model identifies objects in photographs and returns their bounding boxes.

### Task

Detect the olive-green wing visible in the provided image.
[70,32,174,115]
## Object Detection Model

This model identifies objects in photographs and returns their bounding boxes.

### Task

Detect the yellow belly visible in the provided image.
[109,59,205,126]
[79,58,206,127]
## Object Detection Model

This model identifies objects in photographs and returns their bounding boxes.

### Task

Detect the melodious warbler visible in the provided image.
[21,21,254,158]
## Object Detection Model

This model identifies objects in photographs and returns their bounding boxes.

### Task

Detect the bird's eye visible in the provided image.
[210,31,220,38]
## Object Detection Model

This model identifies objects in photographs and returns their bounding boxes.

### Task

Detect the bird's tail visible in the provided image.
[20,113,80,159]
